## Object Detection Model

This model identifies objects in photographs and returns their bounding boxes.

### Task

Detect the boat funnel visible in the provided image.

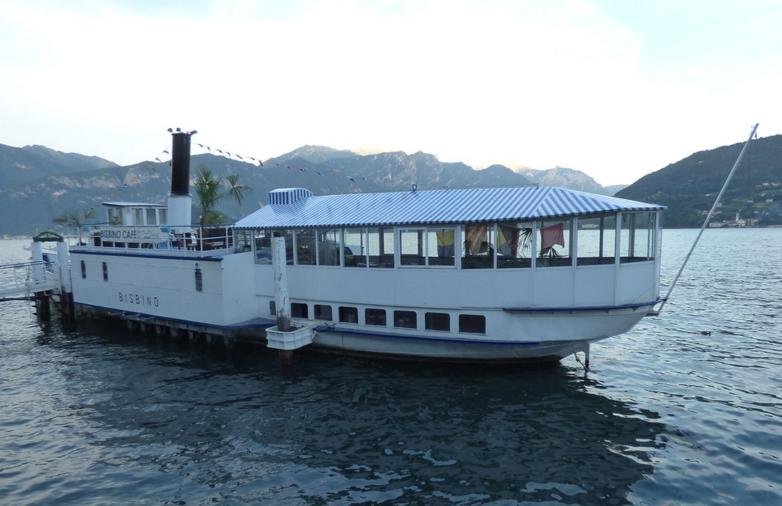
[170,130,193,196]
[167,129,196,229]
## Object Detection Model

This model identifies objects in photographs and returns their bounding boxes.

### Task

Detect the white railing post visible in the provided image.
[272,236,291,331]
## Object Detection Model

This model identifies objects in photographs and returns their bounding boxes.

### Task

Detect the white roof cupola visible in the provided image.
[268,188,313,205]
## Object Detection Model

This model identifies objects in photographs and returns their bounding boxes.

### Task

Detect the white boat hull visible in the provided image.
[305,305,651,361]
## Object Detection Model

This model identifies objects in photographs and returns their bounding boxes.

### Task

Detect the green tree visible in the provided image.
[53,207,96,244]
[193,167,252,225]
[225,174,250,207]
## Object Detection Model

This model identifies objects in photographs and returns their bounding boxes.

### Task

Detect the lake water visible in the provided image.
[0,230,780,504]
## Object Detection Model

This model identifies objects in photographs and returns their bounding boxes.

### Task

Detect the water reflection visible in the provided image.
[50,321,668,504]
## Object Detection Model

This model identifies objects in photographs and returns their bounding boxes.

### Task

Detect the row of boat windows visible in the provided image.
[243,212,658,269]
[107,207,168,226]
[274,301,486,334]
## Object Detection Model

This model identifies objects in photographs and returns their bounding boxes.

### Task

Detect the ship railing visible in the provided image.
[0,260,59,299]
[72,223,238,257]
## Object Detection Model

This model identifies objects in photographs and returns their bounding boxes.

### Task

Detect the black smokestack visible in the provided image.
[170,131,192,196]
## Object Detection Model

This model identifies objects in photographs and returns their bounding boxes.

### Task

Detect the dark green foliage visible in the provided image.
[617,135,782,227]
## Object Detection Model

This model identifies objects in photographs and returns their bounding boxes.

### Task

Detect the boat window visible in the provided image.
[254,230,273,264]
[103,241,113,247]
[317,229,341,266]
[194,264,203,292]
[427,228,455,266]
[394,310,417,329]
[146,208,157,225]
[620,212,655,263]
[80,260,86,279]
[367,227,394,268]
[269,300,276,316]
[537,219,571,267]
[128,242,139,249]
[134,208,144,225]
[272,230,295,265]
[497,222,533,268]
[365,308,386,326]
[291,302,308,318]
[425,312,450,331]
[108,208,121,226]
[577,215,616,265]
[234,230,251,252]
[343,228,366,267]
[339,306,358,323]
[115,242,125,248]
[158,209,167,225]
[462,225,494,269]
[295,229,316,265]
[314,304,333,321]
[459,314,486,334]
[400,229,426,265]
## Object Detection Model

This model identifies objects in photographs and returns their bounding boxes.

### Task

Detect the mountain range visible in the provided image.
[1,135,780,235]
[0,144,623,235]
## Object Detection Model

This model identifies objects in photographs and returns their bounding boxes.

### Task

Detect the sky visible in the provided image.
[0,0,780,185]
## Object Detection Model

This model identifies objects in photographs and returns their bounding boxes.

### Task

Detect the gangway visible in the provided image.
[0,260,60,301]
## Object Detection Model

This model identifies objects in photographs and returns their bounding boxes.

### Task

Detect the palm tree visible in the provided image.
[225,174,250,207]
[54,207,96,244]
[194,167,223,225]
[193,167,252,225]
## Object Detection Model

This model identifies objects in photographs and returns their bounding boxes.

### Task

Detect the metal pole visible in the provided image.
[657,123,758,314]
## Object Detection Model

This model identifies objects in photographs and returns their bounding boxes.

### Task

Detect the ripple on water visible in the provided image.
[0,231,781,504]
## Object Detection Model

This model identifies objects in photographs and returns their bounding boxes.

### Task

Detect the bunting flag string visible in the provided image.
[151,140,372,187]
[193,142,264,167]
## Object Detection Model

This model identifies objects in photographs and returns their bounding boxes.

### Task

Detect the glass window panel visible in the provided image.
[317,229,341,266]
[497,222,533,268]
[394,310,417,329]
[367,227,394,268]
[146,208,157,225]
[400,229,426,265]
[634,212,655,260]
[234,230,251,252]
[343,228,366,267]
[108,208,121,225]
[459,314,486,334]
[620,213,633,261]
[295,229,315,265]
[425,312,450,331]
[365,308,386,326]
[339,306,358,323]
[254,230,273,264]
[272,230,294,265]
[314,304,333,320]
[537,219,571,267]
[291,303,308,318]
[462,225,494,269]
[158,209,167,225]
[134,208,144,225]
[427,228,455,266]
[577,216,615,265]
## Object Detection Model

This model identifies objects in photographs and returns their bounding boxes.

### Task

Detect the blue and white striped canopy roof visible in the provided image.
[235,186,664,229]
